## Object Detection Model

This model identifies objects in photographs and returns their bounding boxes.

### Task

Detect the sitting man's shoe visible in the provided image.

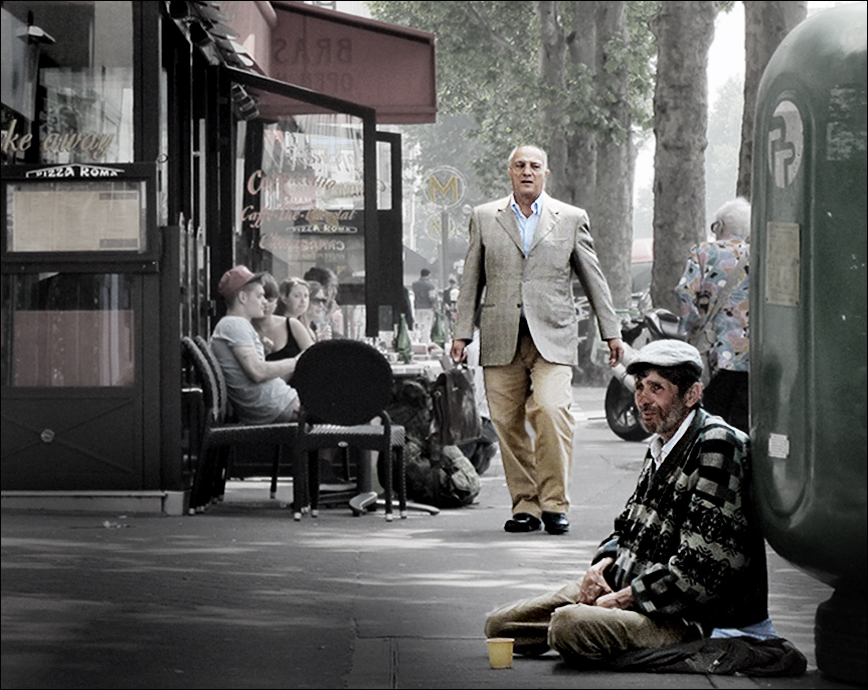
[504,513,542,533]
[542,512,570,535]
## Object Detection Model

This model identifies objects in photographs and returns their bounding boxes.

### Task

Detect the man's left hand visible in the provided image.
[450,339,468,363]
[607,337,624,367]
[595,586,634,610]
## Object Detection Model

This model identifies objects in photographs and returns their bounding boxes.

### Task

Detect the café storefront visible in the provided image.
[0,1,436,512]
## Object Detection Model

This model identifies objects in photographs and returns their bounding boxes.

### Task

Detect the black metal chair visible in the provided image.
[181,336,297,512]
[292,339,408,521]
[194,335,300,499]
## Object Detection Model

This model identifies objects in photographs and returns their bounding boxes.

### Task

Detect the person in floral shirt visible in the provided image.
[675,198,751,433]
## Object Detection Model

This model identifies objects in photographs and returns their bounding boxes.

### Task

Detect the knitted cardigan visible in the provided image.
[593,408,768,632]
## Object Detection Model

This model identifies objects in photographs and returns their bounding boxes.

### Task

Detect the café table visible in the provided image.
[389,356,446,382]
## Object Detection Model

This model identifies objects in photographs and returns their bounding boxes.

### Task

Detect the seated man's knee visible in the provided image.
[547,604,604,664]
[547,606,577,654]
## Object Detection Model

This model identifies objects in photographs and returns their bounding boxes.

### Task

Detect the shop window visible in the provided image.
[1,273,135,387]
[1,1,134,166]
[236,85,368,339]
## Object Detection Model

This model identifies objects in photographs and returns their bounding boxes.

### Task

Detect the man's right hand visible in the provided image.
[577,557,614,605]
[450,339,468,363]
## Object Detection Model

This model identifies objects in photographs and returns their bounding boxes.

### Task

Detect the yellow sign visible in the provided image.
[425,166,465,209]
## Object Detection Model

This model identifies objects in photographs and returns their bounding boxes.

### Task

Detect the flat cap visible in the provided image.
[626,339,704,376]
[218,265,264,299]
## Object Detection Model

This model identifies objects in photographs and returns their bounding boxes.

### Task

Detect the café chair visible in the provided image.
[193,335,289,499]
[292,339,407,521]
[181,336,297,512]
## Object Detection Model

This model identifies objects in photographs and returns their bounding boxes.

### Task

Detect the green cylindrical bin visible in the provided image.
[751,5,866,684]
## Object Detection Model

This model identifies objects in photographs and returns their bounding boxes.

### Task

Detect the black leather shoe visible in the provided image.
[504,513,542,533]
[542,512,570,535]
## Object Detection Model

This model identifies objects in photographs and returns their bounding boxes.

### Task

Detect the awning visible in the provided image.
[238,1,437,125]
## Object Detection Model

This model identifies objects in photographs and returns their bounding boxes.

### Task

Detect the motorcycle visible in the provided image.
[605,307,684,442]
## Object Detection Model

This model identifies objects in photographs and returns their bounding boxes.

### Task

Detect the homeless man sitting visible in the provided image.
[484,340,778,670]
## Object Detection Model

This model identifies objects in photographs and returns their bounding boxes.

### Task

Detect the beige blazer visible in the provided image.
[454,193,621,367]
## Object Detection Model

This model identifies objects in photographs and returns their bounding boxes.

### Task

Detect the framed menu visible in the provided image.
[8,180,145,252]
[1,163,155,263]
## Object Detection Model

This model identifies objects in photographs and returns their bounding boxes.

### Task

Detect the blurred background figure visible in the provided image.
[675,197,751,433]
[411,268,438,341]
[442,275,460,334]
[401,285,415,331]
[304,280,333,342]
[304,266,344,338]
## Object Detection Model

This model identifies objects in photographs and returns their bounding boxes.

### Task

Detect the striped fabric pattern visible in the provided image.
[593,409,768,632]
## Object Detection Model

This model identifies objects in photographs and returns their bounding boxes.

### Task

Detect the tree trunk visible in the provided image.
[538,0,569,197]
[595,139,635,310]
[559,1,599,208]
[590,1,633,310]
[535,1,632,311]
[649,1,717,313]
[737,1,807,199]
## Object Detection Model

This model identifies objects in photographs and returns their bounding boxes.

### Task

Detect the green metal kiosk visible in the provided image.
[751,4,866,684]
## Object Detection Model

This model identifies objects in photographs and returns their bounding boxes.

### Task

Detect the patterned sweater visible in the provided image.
[674,238,750,373]
[593,409,768,632]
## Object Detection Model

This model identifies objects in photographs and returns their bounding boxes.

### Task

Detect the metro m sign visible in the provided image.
[426,166,465,209]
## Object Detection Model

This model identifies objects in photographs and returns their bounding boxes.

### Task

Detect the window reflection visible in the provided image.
[2,274,135,387]
[236,96,368,339]
[1,1,134,165]
[39,66,134,164]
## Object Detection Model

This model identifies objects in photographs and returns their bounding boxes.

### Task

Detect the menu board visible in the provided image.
[7,180,146,253]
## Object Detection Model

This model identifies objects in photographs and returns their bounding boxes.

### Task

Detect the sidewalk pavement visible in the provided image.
[1,387,859,689]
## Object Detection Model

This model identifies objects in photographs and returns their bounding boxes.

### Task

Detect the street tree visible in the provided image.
[369,1,810,319]
[649,1,718,312]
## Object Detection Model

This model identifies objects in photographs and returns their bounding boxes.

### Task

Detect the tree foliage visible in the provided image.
[367,1,656,200]
[369,0,658,317]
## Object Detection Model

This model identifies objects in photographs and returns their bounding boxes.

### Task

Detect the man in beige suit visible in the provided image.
[451,145,623,535]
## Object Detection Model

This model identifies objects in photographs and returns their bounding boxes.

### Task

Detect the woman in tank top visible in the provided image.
[252,275,315,373]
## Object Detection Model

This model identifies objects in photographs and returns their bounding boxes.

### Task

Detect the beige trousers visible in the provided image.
[484,580,701,665]
[483,330,574,516]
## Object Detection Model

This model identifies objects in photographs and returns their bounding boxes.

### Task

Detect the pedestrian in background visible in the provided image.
[442,275,460,333]
[412,268,438,341]
[451,144,623,536]
[675,198,751,433]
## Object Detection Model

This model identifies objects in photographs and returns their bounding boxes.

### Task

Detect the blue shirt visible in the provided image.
[510,194,543,256]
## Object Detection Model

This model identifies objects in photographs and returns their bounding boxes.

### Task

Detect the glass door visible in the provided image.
[225,69,379,338]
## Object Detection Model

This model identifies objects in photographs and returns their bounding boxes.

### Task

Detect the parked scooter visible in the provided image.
[605,307,684,442]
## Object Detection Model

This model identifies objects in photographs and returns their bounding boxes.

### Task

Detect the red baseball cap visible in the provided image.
[217,265,264,299]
